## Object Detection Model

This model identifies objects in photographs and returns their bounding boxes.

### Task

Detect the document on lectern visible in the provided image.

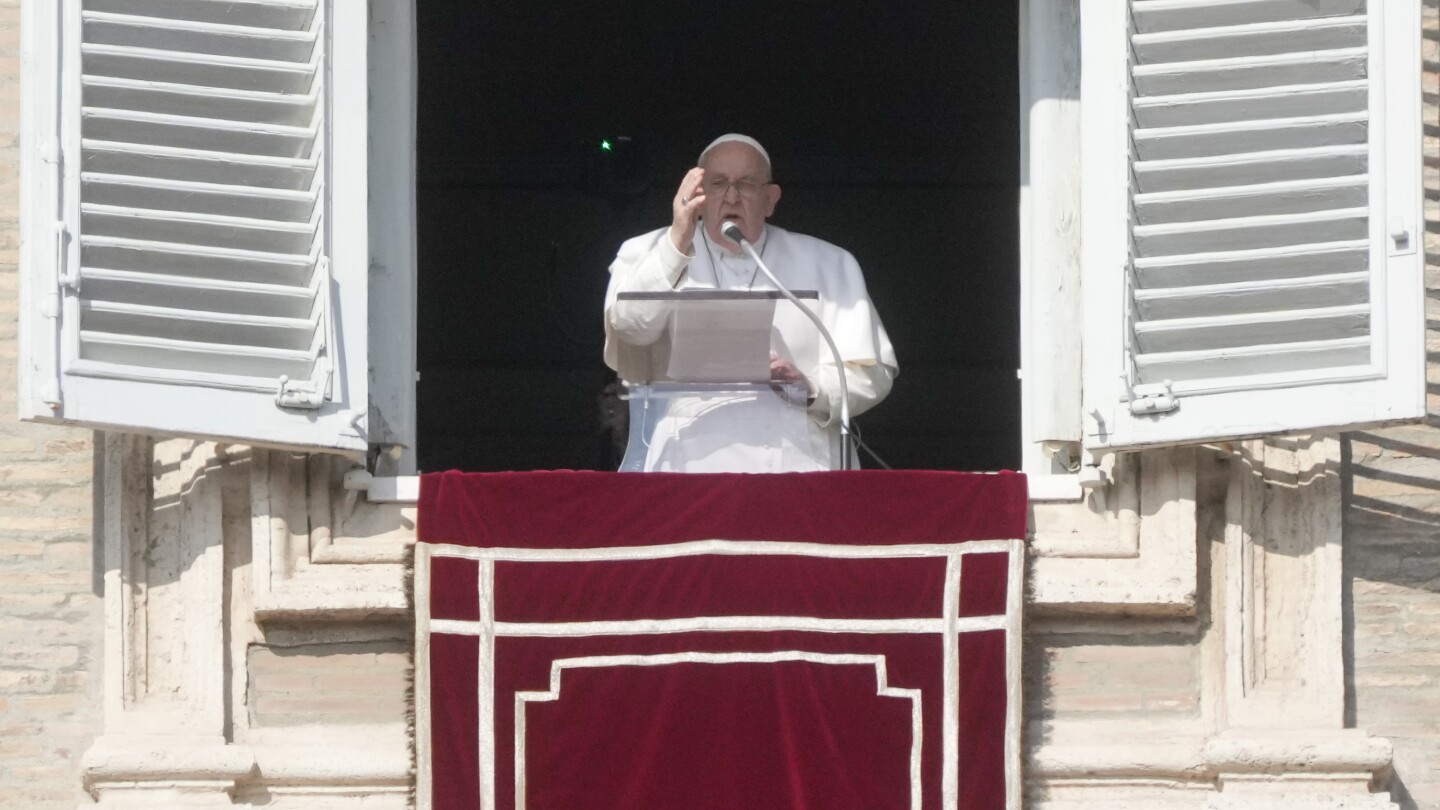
[613,290,819,385]
[666,297,774,382]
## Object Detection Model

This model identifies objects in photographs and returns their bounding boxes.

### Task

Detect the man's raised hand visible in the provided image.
[669,167,707,254]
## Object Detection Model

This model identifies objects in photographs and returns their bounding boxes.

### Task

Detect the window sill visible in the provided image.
[350,473,420,503]
[1027,473,1083,502]
[358,473,1085,505]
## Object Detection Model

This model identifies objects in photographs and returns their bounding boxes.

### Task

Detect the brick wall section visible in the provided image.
[248,640,410,727]
[1028,637,1201,721]
[0,1,104,807]
[1345,2,1440,808]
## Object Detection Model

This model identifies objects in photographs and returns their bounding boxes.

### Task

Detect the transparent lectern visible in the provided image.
[611,290,824,473]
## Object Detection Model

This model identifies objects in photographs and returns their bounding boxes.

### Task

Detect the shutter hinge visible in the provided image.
[275,375,324,410]
[1125,378,1178,416]
[42,222,71,411]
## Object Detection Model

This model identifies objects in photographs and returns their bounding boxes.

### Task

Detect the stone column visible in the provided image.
[1206,436,1393,809]
[80,435,253,807]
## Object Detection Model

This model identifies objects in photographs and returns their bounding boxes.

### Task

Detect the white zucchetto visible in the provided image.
[698,133,771,171]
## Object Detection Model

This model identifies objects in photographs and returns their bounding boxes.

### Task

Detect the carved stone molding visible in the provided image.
[236,725,410,808]
[1031,447,1200,615]
[250,450,414,620]
[82,735,255,807]
[85,436,417,806]
[1028,725,1394,809]
[1203,731,1394,809]
[1223,437,1345,728]
[1208,436,1395,807]
[1027,437,1398,808]
[85,435,256,805]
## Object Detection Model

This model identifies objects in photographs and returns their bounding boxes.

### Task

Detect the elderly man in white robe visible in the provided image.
[604,134,897,472]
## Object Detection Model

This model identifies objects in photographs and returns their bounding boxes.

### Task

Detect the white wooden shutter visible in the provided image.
[1081,0,1423,450]
[19,0,369,452]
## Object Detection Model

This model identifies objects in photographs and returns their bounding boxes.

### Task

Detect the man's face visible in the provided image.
[699,142,782,251]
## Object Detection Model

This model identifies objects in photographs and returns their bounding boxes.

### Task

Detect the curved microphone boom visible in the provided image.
[720,221,854,469]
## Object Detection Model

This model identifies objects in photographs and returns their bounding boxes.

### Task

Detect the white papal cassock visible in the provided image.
[604,225,898,472]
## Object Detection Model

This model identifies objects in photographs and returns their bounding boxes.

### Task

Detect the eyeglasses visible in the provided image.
[704,177,772,199]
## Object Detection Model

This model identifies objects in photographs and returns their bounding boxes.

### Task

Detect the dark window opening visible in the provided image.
[416,3,1020,472]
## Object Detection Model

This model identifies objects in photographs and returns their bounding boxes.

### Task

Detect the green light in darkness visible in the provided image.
[600,139,612,152]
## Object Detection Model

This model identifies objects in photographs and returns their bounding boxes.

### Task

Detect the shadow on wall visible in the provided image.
[1343,418,1440,810]
[1346,419,1440,548]
[1339,9,1440,807]
[1343,0,1440,591]
[1342,430,1440,810]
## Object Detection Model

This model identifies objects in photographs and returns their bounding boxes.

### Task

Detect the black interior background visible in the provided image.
[416,2,1020,472]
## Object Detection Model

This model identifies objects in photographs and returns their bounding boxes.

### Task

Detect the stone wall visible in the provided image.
[1345,2,1440,807]
[72,439,411,806]
[0,0,103,806]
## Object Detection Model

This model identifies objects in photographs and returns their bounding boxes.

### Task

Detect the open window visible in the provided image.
[17,1,1426,477]
[413,2,1022,473]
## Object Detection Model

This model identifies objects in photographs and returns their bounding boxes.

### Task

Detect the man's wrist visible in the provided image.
[660,231,693,282]
[667,227,695,257]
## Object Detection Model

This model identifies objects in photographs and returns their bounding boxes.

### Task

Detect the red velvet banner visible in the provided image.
[417,471,1025,810]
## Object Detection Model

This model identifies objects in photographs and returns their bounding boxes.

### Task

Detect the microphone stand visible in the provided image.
[731,232,853,470]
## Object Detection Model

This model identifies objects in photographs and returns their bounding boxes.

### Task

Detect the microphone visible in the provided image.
[721,221,855,469]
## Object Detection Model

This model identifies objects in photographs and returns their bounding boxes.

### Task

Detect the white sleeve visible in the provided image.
[603,233,692,371]
[609,233,691,298]
[808,361,897,428]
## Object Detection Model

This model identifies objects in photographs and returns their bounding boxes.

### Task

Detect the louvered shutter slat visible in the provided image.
[79,332,317,379]
[85,82,316,128]
[1133,175,1368,223]
[83,141,317,189]
[1134,82,1369,129]
[81,235,313,283]
[1081,0,1423,449]
[82,45,316,93]
[1134,208,1369,256]
[80,204,316,253]
[83,110,316,157]
[1134,239,1369,287]
[84,11,318,62]
[1134,304,1369,353]
[1133,271,1369,319]
[82,173,318,221]
[84,77,316,126]
[1134,113,1368,161]
[1134,144,1368,192]
[1133,339,1371,381]
[82,298,319,341]
[85,0,319,29]
[1133,49,1369,95]
[80,268,317,319]
[1133,16,1368,62]
[1131,0,1366,33]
